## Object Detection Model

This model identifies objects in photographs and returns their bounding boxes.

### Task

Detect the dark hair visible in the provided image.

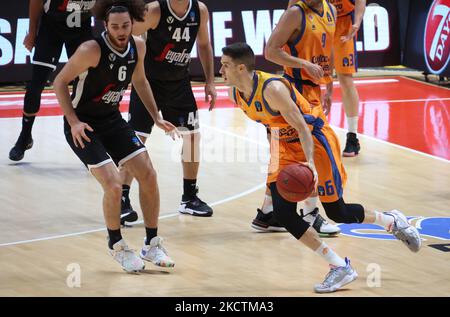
[92,0,146,22]
[222,42,255,71]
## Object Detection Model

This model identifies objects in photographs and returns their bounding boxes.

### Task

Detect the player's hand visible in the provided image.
[155,118,179,140]
[23,32,36,52]
[321,92,332,116]
[341,23,360,42]
[302,61,324,83]
[205,82,217,111]
[71,121,93,149]
[307,162,319,194]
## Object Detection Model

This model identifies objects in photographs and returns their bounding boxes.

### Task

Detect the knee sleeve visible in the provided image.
[269,182,309,239]
[322,198,365,224]
[24,65,53,114]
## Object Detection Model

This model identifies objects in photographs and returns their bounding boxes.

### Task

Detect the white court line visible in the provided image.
[0,183,266,248]
[331,125,450,163]
[0,123,267,247]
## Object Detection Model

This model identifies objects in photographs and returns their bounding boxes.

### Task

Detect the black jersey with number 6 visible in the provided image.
[71,32,138,119]
[145,0,200,81]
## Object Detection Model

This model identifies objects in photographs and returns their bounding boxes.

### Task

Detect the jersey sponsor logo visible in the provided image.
[337,216,450,242]
[155,43,191,65]
[424,0,450,74]
[92,84,126,104]
[311,54,331,74]
[101,88,126,104]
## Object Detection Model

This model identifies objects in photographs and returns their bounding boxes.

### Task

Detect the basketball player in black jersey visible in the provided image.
[54,0,178,272]
[120,0,216,218]
[9,0,95,162]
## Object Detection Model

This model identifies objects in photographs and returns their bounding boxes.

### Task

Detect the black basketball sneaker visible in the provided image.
[178,187,213,217]
[343,132,361,157]
[251,209,287,232]
[9,135,33,161]
[121,196,138,225]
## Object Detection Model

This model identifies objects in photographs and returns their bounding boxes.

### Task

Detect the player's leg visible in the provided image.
[109,119,174,268]
[269,182,357,293]
[317,126,421,252]
[252,132,340,235]
[119,85,154,224]
[9,20,63,161]
[164,78,212,217]
[122,152,175,268]
[322,199,422,253]
[334,15,361,157]
[64,119,144,272]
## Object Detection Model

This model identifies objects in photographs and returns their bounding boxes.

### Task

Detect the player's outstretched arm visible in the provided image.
[54,41,101,148]
[131,37,178,138]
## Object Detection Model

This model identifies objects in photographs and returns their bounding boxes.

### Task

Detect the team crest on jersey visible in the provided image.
[130,47,135,60]
[108,53,116,62]
[326,12,333,23]
[190,11,196,22]
[308,14,314,20]
[167,16,174,24]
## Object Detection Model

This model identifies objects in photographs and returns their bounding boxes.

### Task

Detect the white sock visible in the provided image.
[373,211,395,231]
[302,196,319,224]
[303,196,318,214]
[315,242,346,267]
[261,195,273,214]
[347,116,359,134]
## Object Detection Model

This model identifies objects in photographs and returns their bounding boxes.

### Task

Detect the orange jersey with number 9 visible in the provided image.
[283,0,336,86]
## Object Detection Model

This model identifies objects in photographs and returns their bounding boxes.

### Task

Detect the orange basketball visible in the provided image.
[276,163,315,202]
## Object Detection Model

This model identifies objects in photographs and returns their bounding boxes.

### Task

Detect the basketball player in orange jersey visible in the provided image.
[251,0,340,235]
[328,0,366,157]
[220,42,421,293]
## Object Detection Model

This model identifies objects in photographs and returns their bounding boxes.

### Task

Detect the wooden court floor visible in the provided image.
[0,77,449,296]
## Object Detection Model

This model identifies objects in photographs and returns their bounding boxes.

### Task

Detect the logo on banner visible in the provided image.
[424,0,450,74]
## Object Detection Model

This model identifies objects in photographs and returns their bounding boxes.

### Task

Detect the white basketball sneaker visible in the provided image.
[140,236,175,268]
[301,208,341,236]
[109,239,145,273]
[314,257,358,293]
[385,210,422,253]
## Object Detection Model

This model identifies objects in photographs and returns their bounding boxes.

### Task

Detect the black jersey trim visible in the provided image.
[166,0,193,21]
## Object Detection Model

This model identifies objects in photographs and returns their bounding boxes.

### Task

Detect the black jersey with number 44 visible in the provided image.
[145,0,200,81]
[71,32,138,119]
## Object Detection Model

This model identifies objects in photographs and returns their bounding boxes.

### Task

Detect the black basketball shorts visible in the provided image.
[64,112,146,170]
[128,76,199,137]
